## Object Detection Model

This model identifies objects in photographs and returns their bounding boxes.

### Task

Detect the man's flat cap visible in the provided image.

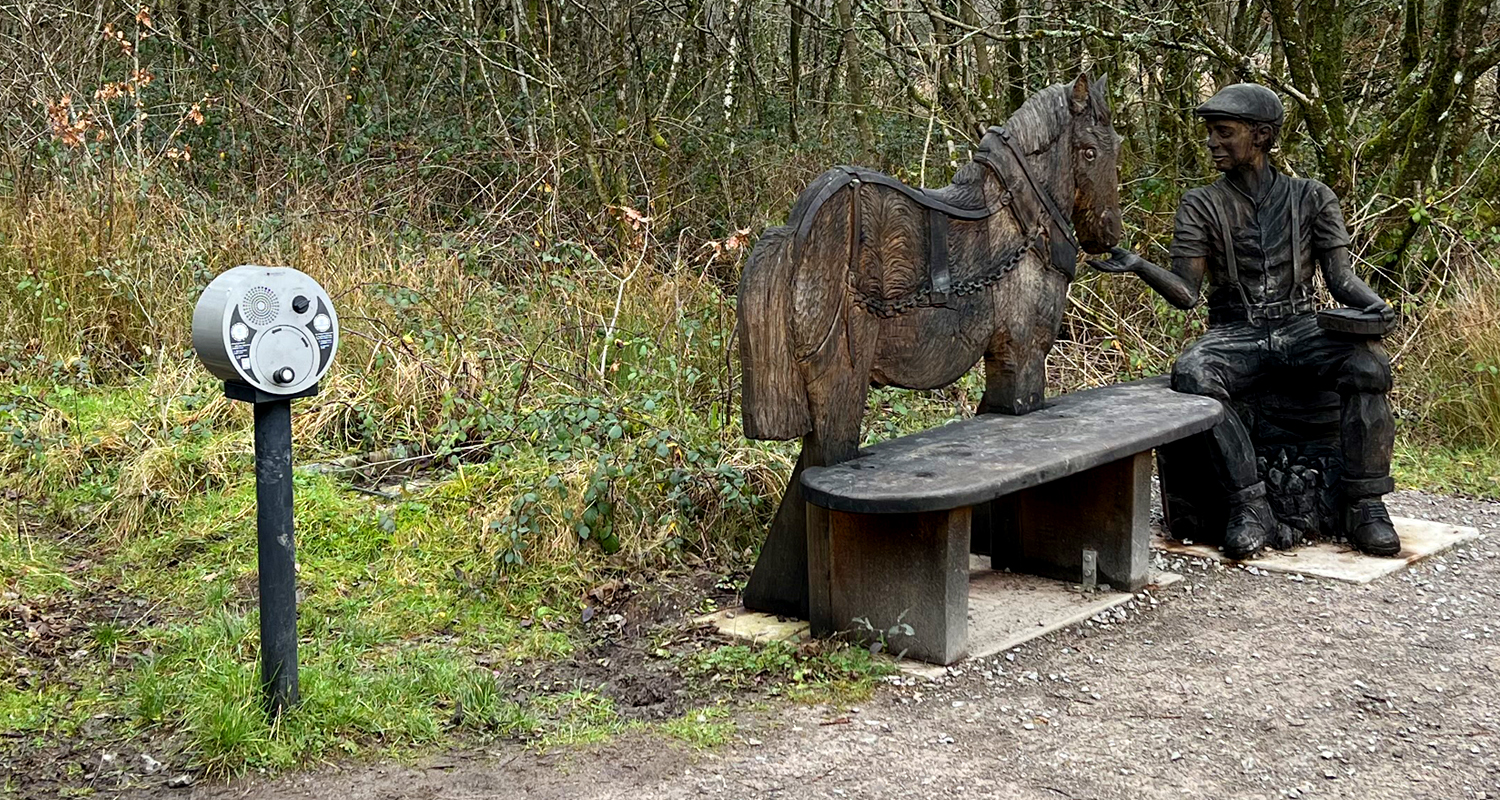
[1195,83,1284,126]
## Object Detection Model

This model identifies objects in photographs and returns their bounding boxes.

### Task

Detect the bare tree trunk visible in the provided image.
[790,0,803,141]
[1001,0,1024,112]
[510,0,538,149]
[835,0,873,159]
[1266,0,1352,194]
[926,0,979,137]
[960,0,994,122]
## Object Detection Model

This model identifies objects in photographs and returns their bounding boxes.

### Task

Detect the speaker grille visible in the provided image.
[240,287,279,326]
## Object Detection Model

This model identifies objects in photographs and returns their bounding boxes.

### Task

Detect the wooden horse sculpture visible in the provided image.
[738,75,1123,618]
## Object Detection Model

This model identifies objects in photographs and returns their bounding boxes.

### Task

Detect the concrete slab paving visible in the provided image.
[1152,515,1481,583]
[695,607,811,646]
[700,557,1182,677]
[963,565,1180,662]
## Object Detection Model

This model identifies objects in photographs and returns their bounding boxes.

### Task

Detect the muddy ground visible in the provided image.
[52,490,1500,798]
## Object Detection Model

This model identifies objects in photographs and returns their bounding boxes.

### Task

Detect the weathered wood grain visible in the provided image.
[989,451,1154,591]
[827,507,972,664]
[739,75,1123,619]
[800,378,1223,514]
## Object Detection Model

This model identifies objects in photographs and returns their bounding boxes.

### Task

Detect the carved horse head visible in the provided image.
[1066,74,1123,254]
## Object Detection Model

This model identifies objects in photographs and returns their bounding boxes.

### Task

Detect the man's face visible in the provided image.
[1204,119,1259,172]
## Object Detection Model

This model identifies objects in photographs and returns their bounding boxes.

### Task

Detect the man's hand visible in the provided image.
[1087,246,1144,274]
[1361,299,1396,324]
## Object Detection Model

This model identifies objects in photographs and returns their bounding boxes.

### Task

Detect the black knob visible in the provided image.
[274,367,295,384]
[292,295,310,314]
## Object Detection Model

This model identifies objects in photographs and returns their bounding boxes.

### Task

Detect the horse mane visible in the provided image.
[914,80,1096,212]
[935,82,1072,205]
[1003,83,1073,156]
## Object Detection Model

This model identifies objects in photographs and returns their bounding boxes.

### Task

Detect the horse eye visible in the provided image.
[1083,147,1097,161]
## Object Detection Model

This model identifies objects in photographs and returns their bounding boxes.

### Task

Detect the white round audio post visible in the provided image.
[192,265,340,717]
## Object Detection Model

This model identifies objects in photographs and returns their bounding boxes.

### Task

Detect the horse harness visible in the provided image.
[792,126,1080,319]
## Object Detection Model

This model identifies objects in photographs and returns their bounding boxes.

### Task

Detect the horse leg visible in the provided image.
[978,310,1049,416]
[798,296,880,633]
[741,364,868,622]
[744,175,883,627]
[742,443,813,618]
[980,340,1048,415]
[978,263,1068,415]
[743,298,874,623]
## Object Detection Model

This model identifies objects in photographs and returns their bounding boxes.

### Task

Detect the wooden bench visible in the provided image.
[798,378,1223,665]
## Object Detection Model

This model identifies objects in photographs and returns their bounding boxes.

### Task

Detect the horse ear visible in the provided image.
[1070,74,1091,115]
[1092,74,1110,121]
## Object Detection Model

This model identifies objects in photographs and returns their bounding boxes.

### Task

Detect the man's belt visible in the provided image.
[1210,296,1315,326]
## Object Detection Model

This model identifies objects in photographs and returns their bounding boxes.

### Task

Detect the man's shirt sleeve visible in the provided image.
[1169,191,1213,260]
[1308,181,1353,253]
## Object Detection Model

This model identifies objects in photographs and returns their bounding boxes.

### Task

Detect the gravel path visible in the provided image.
[153,490,1500,800]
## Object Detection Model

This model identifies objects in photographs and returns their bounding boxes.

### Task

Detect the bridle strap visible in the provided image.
[977,126,1080,252]
[836,166,1009,221]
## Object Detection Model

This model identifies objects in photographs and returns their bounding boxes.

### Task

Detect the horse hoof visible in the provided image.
[979,394,1042,416]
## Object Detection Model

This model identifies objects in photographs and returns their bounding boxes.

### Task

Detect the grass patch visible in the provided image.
[661,705,735,748]
[682,640,894,704]
[119,620,550,776]
[1394,438,1500,500]
[0,534,75,596]
[530,690,621,747]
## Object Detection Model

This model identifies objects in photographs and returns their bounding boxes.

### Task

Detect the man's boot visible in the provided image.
[1340,393,1399,556]
[1343,476,1400,556]
[1223,482,1274,560]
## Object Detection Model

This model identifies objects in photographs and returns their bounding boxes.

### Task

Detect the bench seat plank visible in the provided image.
[801,378,1223,514]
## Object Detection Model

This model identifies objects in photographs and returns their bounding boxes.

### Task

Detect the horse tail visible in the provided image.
[738,224,813,440]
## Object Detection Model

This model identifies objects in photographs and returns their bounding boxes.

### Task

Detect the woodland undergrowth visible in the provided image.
[1,117,1497,786]
[3,0,1500,783]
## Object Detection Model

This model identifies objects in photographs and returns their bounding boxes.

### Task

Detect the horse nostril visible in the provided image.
[1102,211,1122,241]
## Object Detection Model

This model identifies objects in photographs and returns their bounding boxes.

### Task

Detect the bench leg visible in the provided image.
[817,507,972,665]
[806,503,832,636]
[992,451,1153,592]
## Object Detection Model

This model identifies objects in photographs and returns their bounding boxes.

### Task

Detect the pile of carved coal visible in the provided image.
[1258,446,1341,548]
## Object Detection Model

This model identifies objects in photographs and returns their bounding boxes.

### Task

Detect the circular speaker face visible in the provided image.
[240,286,280,326]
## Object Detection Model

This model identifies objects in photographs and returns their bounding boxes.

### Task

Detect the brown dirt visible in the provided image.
[23,489,1500,799]
[1,560,179,799]
[493,565,743,724]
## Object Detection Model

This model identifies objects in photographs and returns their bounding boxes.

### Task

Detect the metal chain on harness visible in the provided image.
[850,230,1044,318]
[795,125,1075,320]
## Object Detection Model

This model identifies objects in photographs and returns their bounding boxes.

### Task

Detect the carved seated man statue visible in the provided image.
[1091,83,1400,559]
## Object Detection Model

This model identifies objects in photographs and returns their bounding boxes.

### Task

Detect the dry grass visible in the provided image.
[3,169,1498,565]
[1391,256,1500,448]
[0,172,774,562]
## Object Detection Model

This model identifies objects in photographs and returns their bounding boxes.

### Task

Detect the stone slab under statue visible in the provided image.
[1154,517,1480,584]
[700,556,1184,676]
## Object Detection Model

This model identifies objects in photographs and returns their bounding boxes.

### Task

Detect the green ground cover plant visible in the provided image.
[2,1,1498,791]
[0,193,911,783]
[1,181,1491,785]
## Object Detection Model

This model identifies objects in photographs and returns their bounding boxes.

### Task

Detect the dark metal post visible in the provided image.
[253,397,300,716]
